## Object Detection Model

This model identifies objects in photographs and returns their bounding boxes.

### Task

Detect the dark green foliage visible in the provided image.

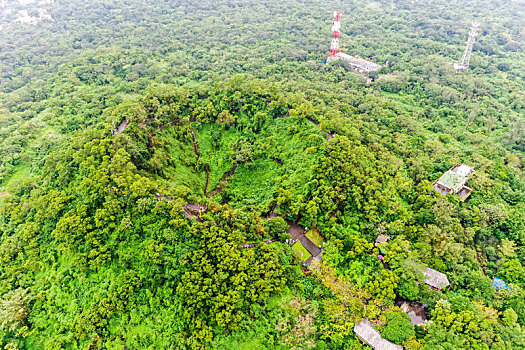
[177,217,286,346]
[397,280,420,301]
[267,216,290,241]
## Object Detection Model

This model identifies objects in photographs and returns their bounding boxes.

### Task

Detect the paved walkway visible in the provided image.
[287,222,306,239]
[241,238,278,249]
[299,235,321,257]
[305,251,322,267]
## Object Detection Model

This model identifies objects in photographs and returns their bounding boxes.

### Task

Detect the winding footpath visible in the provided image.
[241,238,279,249]
[116,120,130,134]
[206,164,238,198]
[117,117,324,266]
[307,119,335,141]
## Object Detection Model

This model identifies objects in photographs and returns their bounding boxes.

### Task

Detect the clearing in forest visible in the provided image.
[306,229,324,247]
[292,241,312,262]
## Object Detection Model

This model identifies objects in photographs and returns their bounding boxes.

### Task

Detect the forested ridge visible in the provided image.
[0,0,524,349]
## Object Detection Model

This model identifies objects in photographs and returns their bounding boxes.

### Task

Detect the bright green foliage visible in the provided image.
[427,299,510,349]
[382,311,414,345]
[497,259,525,286]
[292,242,312,262]
[397,279,420,301]
[345,234,373,259]
[267,216,289,239]
[366,270,400,301]
[0,0,524,348]
[177,216,286,346]
[502,308,518,327]
[306,230,324,247]
[309,135,395,224]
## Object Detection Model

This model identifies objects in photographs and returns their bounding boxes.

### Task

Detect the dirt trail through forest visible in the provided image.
[206,164,238,198]
[188,127,212,196]
[307,119,335,141]
[186,126,239,198]
[189,128,200,157]
[204,171,210,195]
[241,238,278,249]
[116,120,130,134]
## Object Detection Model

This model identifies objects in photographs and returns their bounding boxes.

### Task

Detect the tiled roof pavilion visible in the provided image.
[354,319,403,350]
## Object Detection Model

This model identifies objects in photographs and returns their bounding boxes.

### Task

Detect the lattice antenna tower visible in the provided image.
[454,22,480,72]
[328,11,341,61]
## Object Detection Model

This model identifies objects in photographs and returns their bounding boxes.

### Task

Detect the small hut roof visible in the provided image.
[375,234,389,244]
[354,319,403,350]
[492,277,509,290]
[423,268,450,290]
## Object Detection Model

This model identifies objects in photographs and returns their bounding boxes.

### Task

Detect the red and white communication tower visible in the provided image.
[328,11,341,60]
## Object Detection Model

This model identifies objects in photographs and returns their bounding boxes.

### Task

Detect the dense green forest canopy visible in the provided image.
[0,0,524,349]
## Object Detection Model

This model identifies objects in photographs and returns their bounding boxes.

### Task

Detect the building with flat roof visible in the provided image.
[339,53,382,74]
[434,164,474,200]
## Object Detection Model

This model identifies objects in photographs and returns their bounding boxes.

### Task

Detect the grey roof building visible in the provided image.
[354,319,403,350]
[375,234,389,244]
[339,53,382,74]
[423,267,450,291]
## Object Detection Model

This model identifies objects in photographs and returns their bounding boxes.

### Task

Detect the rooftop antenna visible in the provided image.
[327,11,341,62]
[453,22,480,72]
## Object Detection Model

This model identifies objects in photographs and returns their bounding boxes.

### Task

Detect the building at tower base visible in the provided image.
[337,53,382,74]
